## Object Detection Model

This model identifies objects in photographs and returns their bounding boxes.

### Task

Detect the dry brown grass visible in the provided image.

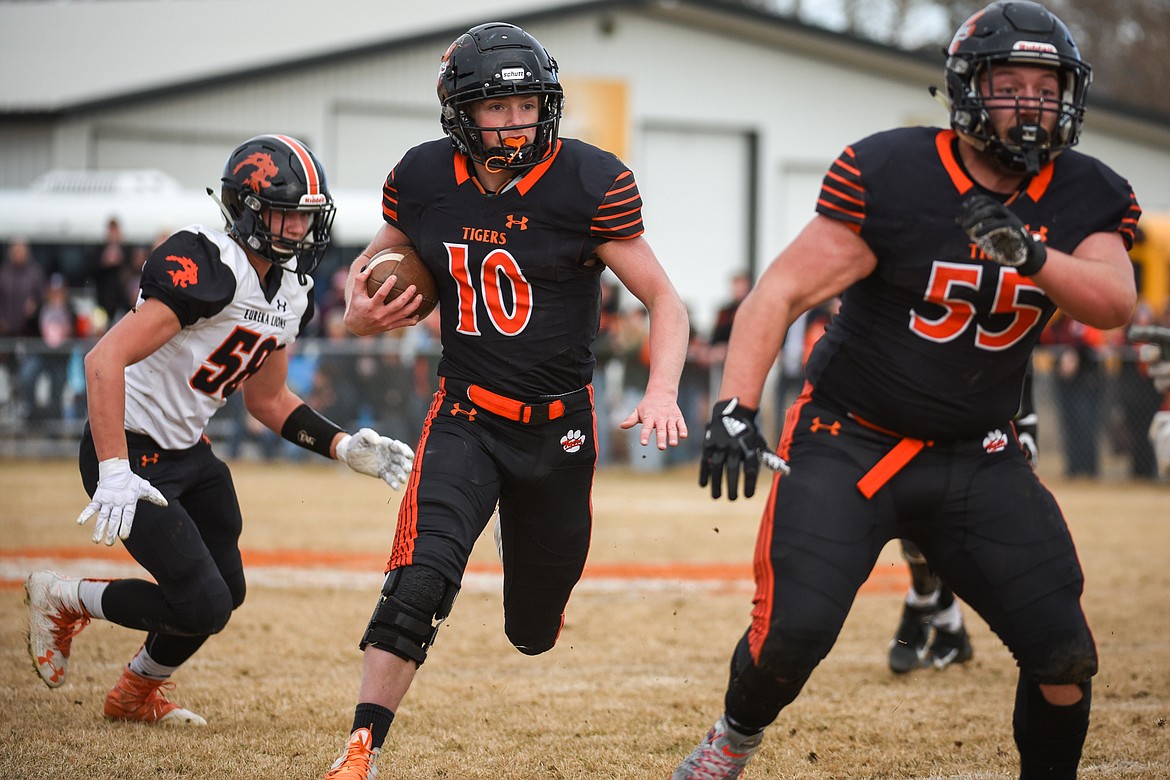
[1,459,1167,779]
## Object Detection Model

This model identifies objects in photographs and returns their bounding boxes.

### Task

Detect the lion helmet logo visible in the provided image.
[165,255,199,288]
[232,152,279,192]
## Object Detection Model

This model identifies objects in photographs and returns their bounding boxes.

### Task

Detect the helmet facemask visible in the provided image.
[219,135,336,277]
[443,89,562,172]
[943,1,1091,175]
[437,23,564,173]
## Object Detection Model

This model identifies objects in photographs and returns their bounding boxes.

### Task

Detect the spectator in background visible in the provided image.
[593,276,623,464]
[0,237,45,338]
[670,311,711,465]
[309,309,363,433]
[1121,302,1168,478]
[1,238,48,413]
[17,273,77,422]
[363,333,417,446]
[315,266,352,336]
[706,271,751,372]
[87,218,136,323]
[1043,311,1105,478]
[615,306,662,470]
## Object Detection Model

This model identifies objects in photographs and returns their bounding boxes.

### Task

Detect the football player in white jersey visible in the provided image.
[24,135,415,726]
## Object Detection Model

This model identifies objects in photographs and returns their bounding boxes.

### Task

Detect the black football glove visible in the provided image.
[699,398,786,501]
[957,194,1047,276]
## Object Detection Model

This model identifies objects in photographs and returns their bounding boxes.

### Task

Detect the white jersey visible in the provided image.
[123,225,314,449]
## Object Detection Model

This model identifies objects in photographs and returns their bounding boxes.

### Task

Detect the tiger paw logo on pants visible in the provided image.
[561,429,586,453]
[983,429,1008,454]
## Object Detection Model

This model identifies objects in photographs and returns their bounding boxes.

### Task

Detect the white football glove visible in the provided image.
[336,428,415,489]
[1016,412,1039,470]
[1150,411,1170,478]
[77,458,168,546]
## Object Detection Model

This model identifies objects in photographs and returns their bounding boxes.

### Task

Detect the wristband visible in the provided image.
[281,404,345,457]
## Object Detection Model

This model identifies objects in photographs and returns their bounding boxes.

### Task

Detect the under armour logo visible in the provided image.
[276,299,288,312]
[140,453,160,466]
[506,214,528,230]
[450,403,477,420]
[809,417,841,436]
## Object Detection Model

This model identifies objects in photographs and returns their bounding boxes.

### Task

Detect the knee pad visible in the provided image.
[505,612,563,656]
[725,634,811,730]
[754,634,827,684]
[173,579,234,635]
[1029,631,1098,684]
[359,565,459,666]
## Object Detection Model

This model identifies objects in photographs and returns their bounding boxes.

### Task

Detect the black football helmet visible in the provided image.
[944,1,1092,174]
[437,22,564,172]
[219,134,336,276]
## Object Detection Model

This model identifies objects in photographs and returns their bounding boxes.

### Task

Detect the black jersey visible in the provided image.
[383,138,644,398]
[807,127,1140,439]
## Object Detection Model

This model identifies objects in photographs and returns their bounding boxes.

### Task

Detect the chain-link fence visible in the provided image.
[0,336,1163,482]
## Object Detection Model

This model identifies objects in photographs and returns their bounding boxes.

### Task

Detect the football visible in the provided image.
[364,245,438,320]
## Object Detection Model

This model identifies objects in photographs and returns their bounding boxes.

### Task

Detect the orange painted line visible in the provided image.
[0,547,908,593]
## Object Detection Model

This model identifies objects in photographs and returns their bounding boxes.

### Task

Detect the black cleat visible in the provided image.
[928,624,974,670]
[888,602,935,674]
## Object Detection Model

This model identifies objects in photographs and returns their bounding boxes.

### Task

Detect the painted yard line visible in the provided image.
[0,548,909,595]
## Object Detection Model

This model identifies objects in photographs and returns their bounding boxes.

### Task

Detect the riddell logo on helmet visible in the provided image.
[501,67,526,81]
[1012,40,1059,55]
[301,193,328,206]
[233,152,279,191]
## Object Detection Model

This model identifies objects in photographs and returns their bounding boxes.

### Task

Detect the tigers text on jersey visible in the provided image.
[123,226,314,449]
[383,137,644,399]
[808,127,1140,440]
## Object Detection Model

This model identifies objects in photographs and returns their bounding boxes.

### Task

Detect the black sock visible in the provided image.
[352,703,395,749]
[1013,679,1091,779]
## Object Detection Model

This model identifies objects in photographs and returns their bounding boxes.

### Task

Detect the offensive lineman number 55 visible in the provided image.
[910,261,1044,351]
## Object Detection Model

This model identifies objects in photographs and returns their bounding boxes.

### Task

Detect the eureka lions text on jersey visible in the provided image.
[123,226,314,449]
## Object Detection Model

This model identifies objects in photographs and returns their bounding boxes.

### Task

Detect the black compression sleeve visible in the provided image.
[280,404,345,458]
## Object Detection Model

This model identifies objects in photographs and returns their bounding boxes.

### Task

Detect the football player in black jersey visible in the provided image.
[678,3,1140,779]
[25,135,414,726]
[323,22,689,779]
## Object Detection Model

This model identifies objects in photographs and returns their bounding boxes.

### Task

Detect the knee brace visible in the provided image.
[359,565,459,666]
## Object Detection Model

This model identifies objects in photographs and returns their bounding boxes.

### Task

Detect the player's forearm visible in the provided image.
[643,294,689,399]
[717,294,790,409]
[83,350,129,462]
[1032,239,1136,329]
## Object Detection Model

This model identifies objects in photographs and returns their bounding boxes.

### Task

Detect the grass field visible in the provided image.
[1,459,1167,779]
